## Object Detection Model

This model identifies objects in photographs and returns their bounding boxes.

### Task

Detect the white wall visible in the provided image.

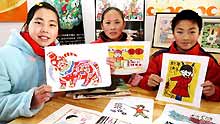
[0,23,23,47]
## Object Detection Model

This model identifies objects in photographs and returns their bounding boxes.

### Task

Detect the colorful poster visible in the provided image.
[153,104,220,124]
[107,41,151,75]
[199,18,220,53]
[38,104,102,124]
[95,0,145,42]
[45,44,111,92]
[145,0,220,16]
[44,0,85,45]
[102,96,154,124]
[156,53,209,108]
[0,0,27,22]
[152,13,176,48]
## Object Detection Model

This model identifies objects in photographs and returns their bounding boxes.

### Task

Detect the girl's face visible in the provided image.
[101,10,125,41]
[28,8,58,47]
[173,20,200,52]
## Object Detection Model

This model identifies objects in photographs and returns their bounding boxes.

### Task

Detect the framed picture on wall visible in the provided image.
[199,17,220,53]
[152,13,176,48]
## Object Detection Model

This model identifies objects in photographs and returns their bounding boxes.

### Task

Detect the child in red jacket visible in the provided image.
[92,7,143,86]
[139,10,220,101]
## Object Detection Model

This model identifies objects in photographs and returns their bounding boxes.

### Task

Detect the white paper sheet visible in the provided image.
[107,41,151,75]
[153,104,220,124]
[156,53,209,108]
[102,96,154,124]
[45,44,111,92]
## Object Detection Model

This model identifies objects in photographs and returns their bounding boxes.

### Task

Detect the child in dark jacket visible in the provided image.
[139,10,220,101]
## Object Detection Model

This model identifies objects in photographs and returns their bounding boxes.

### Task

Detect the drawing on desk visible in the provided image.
[45,44,112,92]
[102,96,154,124]
[107,41,151,75]
[38,104,101,124]
[153,104,220,124]
[38,104,131,124]
[156,53,209,107]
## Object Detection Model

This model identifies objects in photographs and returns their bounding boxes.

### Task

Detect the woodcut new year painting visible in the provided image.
[156,53,209,107]
[108,41,150,75]
[45,44,111,92]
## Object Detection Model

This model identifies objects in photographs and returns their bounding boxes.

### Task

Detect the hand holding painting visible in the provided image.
[147,74,163,87]
[138,9,220,102]
[92,7,139,84]
[201,80,216,97]
[0,2,62,122]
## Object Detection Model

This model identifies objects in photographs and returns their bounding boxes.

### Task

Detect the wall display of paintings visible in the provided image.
[95,0,145,42]
[145,0,220,16]
[0,0,27,22]
[43,0,85,45]
[153,104,220,124]
[156,53,209,108]
[152,13,176,48]
[45,43,112,92]
[199,17,220,53]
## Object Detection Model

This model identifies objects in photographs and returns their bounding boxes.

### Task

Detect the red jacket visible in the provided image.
[170,76,192,97]
[139,41,220,101]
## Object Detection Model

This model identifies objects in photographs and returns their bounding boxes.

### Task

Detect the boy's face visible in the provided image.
[173,20,200,51]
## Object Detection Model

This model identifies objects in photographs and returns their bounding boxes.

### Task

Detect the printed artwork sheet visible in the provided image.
[45,44,111,92]
[38,104,133,124]
[107,41,151,75]
[156,53,209,107]
[102,96,154,124]
[153,104,220,124]
[38,104,101,124]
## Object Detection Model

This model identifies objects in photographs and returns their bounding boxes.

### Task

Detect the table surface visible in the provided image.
[9,86,220,124]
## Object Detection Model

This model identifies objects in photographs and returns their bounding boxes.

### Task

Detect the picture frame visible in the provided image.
[152,13,176,48]
[199,17,220,53]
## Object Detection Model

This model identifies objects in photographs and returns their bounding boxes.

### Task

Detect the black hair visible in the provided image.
[100,7,124,24]
[171,10,202,34]
[180,64,194,73]
[21,2,60,32]
[66,114,78,120]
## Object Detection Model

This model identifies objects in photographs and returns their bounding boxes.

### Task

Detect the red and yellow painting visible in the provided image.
[156,53,209,107]
[162,60,200,103]
[107,41,150,75]
[0,0,27,22]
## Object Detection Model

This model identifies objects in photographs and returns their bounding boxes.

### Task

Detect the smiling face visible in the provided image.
[173,20,200,52]
[101,9,125,41]
[180,70,192,77]
[27,8,59,47]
